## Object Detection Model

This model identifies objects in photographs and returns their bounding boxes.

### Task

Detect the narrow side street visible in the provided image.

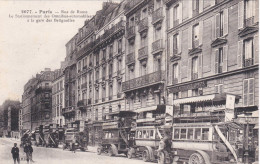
[0,138,153,164]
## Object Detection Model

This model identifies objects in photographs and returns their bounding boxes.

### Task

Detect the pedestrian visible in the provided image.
[11,143,20,164]
[24,142,34,164]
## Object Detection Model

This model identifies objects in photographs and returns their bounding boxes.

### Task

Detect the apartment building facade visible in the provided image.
[123,0,168,122]
[52,68,65,126]
[31,69,54,130]
[165,0,258,122]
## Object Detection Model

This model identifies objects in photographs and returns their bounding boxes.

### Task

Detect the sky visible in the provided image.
[0,0,120,105]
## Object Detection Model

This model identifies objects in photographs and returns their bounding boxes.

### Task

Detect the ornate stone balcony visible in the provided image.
[126,26,135,40]
[62,106,76,116]
[122,70,165,92]
[126,52,135,65]
[138,46,148,61]
[152,39,164,55]
[138,17,148,33]
[152,7,164,25]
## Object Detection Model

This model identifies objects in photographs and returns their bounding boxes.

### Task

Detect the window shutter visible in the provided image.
[215,49,219,74]
[169,64,172,85]
[219,84,224,94]
[178,31,182,53]
[223,46,228,72]
[248,78,254,106]
[212,16,216,40]
[188,58,192,80]
[188,26,192,49]
[169,7,174,29]
[199,0,203,13]
[198,54,202,78]
[238,1,244,29]
[243,79,248,106]
[255,0,259,24]
[223,8,229,36]
[215,13,220,38]
[215,85,219,93]
[199,21,203,45]
[237,41,243,68]
[179,2,183,24]
[254,35,258,64]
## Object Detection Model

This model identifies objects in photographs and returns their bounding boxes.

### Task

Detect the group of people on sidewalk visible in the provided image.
[11,142,34,164]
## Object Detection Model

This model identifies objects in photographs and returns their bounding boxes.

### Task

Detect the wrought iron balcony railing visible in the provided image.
[122,70,165,92]
[152,7,163,24]
[126,52,135,65]
[152,39,164,54]
[138,46,148,60]
[138,17,148,33]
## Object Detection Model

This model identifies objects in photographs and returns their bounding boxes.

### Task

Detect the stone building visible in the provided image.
[7,105,20,134]
[31,68,54,130]
[52,66,65,126]
[165,0,258,123]
[122,0,167,122]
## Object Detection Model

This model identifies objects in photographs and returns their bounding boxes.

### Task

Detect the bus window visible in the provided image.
[143,130,147,139]
[194,128,201,140]
[135,131,138,139]
[174,129,180,139]
[202,128,209,140]
[138,130,142,138]
[180,129,187,139]
[145,130,149,139]
[150,130,154,139]
[187,128,194,139]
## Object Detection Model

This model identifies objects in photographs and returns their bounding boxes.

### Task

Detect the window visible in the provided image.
[109,45,113,58]
[109,63,113,77]
[216,11,224,37]
[95,89,99,102]
[129,17,135,27]
[193,0,199,15]
[245,0,254,19]
[95,109,98,120]
[172,64,178,84]
[138,130,142,138]
[154,58,161,72]
[215,84,224,94]
[102,108,105,120]
[141,7,148,19]
[180,129,187,139]
[193,24,199,47]
[96,53,99,65]
[192,88,199,96]
[102,66,106,80]
[244,39,254,67]
[194,128,201,140]
[173,5,180,26]
[109,85,113,100]
[102,49,106,60]
[187,129,194,139]
[96,69,99,81]
[140,64,147,76]
[173,34,179,55]
[141,94,147,108]
[174,129,180,139]
[118,39,122,53]
[150,130,154,139]
[173,92,179,100]
[243,78,254,106]
[202,128,209,140]
[102,87,106,102]
[192,57,198,80]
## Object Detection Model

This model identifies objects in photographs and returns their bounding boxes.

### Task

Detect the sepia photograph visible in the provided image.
[0,0,259,164]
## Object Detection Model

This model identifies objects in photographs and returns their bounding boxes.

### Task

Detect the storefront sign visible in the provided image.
[168,81,207,93]
[103,122,118,129]
[226,94,235,109]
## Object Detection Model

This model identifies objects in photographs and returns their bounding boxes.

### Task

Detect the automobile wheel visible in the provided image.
[188,153,205,164]
[108,147,114,157]
[142,149,150,162]
[157,151,165,164]
[97,147,102,155]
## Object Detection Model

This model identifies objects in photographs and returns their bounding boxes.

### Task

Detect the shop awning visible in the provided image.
[136,105,166,113]
[173,94,216,105]
[173,93,241,105]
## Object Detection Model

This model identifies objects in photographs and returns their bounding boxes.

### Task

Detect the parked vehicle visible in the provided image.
[63,123,88,151]
[43,124,59,148]
[97,111,136,157]
[157,122,251,164]
[35,125,45,146]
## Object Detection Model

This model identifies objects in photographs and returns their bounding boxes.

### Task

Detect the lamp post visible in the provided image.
[244,112,252,164]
